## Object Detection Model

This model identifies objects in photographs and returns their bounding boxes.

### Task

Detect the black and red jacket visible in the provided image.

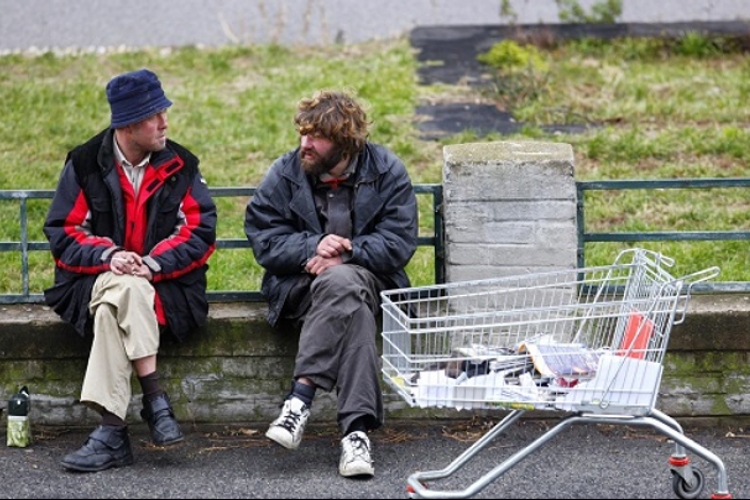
[43,128,217,340]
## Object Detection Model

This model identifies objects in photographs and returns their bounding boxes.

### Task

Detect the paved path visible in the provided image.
[1,417,747,499]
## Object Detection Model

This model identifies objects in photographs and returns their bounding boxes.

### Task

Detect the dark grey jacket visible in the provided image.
[244,143,419,327]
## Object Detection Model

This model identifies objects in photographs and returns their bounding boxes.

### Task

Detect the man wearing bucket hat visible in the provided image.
[43,68,217,472]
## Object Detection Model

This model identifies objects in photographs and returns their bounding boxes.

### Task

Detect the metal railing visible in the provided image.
[577,177,750,293]
[4,177,748,304]
[0,184,444,304]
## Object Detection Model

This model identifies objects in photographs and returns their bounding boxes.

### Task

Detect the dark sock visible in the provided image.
[345,416,368,436]
[138,371,164,402]
[101,409,126,427]
[289,380,316,407]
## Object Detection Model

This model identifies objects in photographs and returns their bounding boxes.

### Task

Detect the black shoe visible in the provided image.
[61,425,134,472]
[140,393,184,446]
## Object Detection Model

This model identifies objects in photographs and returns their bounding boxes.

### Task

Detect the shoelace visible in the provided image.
[344,434,370,461]
[278,408,304,432]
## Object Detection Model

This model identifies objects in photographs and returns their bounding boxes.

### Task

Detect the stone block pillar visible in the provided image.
[442,141,577,283]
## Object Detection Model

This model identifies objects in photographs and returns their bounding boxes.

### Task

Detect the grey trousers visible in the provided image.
[293,264,386,435]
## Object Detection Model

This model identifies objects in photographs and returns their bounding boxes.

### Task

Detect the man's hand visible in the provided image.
[130,261,153,280]
[315,234,352,258]
[110,251,152,280]
[305,255,344,276]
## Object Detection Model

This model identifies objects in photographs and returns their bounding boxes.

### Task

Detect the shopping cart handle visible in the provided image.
[672,266,721,325]
[614,248,675,268]
[679,266,721,287]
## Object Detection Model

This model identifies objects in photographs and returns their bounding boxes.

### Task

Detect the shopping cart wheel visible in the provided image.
[671,467,705,500]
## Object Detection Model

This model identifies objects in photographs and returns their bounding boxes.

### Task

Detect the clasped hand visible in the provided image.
[305,234,352,276]
[110,250,153,280]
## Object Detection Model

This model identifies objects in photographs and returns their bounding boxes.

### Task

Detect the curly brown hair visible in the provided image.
[294,90,370,159]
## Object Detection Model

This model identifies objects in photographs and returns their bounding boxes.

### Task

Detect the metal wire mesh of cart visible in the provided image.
[380,248,720,416]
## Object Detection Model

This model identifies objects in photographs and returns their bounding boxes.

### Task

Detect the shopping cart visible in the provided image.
[381,248,730,499]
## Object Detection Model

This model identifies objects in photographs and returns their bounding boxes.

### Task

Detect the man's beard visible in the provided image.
[300,145,345,176]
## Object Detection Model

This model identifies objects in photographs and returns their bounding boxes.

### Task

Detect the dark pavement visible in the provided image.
[0,416,747,499]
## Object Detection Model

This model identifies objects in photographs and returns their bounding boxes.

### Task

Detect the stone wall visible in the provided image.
[1,296,750,428]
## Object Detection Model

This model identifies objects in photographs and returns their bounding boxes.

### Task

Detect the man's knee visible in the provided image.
[93,302,117,325]
[94,273,154,301]
[311,265,367,298]
[120,274,155,299]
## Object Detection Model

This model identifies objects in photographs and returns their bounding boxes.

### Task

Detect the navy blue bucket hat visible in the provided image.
[106,68,172,129]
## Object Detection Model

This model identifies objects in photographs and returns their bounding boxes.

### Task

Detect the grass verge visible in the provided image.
[1,32,749,296]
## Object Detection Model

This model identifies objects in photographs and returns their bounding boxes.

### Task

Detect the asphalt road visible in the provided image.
[0,416,747,499]
[2,0,749,53]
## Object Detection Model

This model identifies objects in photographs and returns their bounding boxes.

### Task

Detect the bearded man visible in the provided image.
[244,90,418,479]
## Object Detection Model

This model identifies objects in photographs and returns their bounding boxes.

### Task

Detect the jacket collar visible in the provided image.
[282,144,389,235]
[96,128,178,173]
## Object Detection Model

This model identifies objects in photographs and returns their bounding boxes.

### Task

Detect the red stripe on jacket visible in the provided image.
[150,186,216,282]
[56,190,116,274]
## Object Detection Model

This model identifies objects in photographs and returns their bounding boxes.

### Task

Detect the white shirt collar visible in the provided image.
[113,138,150,168]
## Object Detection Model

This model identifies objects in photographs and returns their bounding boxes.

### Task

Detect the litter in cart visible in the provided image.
[381,248,730,499]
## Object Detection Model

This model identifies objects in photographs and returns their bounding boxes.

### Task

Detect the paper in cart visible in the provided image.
[517,335,601,378]
[555,354,662,413]
[414,370,456,408]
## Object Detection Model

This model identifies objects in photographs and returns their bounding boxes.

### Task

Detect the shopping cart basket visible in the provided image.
[381,248,730,499]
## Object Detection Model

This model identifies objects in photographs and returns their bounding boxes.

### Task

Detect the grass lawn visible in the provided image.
[1,32,749,296]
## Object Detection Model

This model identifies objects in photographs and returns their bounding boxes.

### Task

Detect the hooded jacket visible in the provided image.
[244,142,419,327]
[43,128,217,340]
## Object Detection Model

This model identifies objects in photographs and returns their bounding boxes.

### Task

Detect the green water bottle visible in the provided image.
[7,386,31,447]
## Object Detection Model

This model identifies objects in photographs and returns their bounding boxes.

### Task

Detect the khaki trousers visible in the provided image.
[80,272,160,419]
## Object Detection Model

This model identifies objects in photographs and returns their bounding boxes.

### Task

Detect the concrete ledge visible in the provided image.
[2,294,750,427]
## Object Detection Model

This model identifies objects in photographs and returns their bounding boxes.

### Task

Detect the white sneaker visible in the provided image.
[265,397,310,450]
[339,431,375,478]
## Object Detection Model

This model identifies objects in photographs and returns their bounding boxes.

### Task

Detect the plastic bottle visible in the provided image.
[7,386,31,447]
